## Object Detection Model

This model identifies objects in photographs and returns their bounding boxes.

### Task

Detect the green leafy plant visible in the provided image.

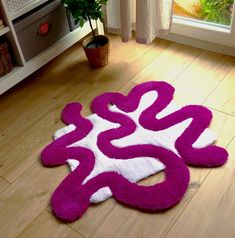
[199,0,234,25]
[62,0,108,46]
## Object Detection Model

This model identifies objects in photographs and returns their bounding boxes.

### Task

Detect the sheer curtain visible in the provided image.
[105,0,173,44]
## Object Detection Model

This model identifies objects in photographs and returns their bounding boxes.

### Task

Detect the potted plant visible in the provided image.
[62,0,109,68]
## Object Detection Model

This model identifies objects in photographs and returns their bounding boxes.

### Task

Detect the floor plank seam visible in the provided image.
[0,177,10,194]
[1,112,69,183]
[202,64,235,106]
[15,208,48,238]
[6,159,39,185]
[87,203,118,238]
[15,208,86,238]
[225,135,235,150]
[0,175,10,184]
[130,45,203,88]
[206,107,235,118]
[0,111,59,165]
[171,49,204,85]
[67,224,87,238]
[163,168,213,238]
[129,42,174,85]
[130,41,156,63]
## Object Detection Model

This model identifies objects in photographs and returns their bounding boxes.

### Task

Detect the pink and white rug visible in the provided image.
[41,81,228,222]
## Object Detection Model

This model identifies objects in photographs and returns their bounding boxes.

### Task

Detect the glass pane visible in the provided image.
[174,0,234,26]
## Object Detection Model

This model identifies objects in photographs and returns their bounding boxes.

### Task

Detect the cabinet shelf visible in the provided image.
[0,20,97,95]
[6,0,49,20]
[0,26,10,36]
[0,0,103,94]
[0,65,22,83]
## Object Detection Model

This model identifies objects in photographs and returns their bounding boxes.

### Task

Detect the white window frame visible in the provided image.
[171,6,235,48]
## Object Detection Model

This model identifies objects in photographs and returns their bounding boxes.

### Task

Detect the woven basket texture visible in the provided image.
[0,41,13,77]
[83,35,110,68]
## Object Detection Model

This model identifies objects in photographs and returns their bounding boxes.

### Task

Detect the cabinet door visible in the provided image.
[172,0,235,47]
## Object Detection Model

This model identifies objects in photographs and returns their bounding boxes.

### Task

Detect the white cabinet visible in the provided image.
[0,0,101,95]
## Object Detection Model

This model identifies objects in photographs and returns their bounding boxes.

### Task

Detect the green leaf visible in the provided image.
[79,18,84,27]
[61,0,109,31]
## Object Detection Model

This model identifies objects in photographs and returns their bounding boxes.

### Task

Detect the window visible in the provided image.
[171,0,235,47]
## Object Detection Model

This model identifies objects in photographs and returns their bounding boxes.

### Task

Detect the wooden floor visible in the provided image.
[0,35,235,238]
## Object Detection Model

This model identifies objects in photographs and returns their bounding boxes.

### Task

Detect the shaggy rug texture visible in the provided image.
[41,81,228,222]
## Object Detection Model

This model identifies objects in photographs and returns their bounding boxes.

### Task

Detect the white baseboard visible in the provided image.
[160,33,235,57]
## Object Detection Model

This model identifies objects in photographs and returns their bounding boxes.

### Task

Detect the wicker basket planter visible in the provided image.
[0,40,13,77]
[83,35,110,68]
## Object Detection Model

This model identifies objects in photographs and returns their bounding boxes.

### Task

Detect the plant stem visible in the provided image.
[88,16,98,48]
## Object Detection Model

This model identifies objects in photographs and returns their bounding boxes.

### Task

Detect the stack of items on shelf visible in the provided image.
[0,19,4,29]
[0,10,5,29]
[0,38,13,77]
[0,11,12,77]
